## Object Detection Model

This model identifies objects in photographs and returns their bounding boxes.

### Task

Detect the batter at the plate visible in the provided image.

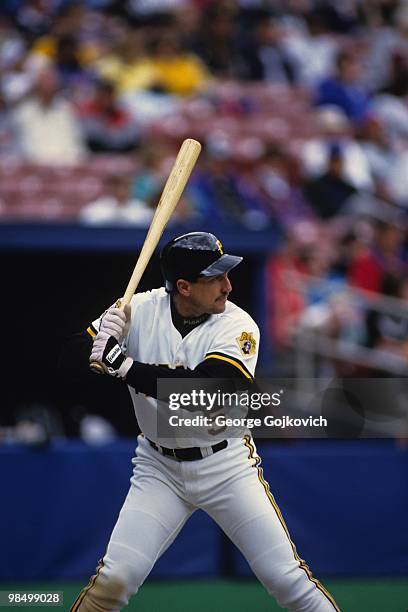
[65,232,339,612]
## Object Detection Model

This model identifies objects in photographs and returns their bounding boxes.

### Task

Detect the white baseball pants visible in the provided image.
[71,435,339,611]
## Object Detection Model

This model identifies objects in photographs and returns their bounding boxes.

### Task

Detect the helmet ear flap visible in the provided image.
[160,239,176,292]
[164,279,173,293]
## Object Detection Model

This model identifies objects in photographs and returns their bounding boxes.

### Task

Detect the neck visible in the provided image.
[170,294,210,338]
[172,293,205,318]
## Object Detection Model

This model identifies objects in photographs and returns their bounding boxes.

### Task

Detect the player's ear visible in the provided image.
[176,279,191,296]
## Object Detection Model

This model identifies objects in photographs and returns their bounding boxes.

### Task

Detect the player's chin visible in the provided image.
[213,297,227,313]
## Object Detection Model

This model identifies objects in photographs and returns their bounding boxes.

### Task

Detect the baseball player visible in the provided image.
[67,232,339,611]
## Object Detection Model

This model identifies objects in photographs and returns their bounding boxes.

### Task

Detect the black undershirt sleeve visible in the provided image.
[58,332,251,397]
[125,357,250,398]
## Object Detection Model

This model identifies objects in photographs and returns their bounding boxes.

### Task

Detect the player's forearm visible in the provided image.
[124,358,249,398]
[125,362,211,397]
[89,332,253,395]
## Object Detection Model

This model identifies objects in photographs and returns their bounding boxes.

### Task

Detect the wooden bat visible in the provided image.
[90,138,202,373]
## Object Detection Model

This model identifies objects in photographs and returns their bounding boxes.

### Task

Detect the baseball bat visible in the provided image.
[90,138,202,373]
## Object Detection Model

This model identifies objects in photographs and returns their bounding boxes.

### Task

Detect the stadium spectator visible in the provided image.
[282,10,339,87]
[330,224,369,280]
[361,2,408,91]
[191,3,242,78]
[304,142,356,219]
[187,143,268,227]
[92,28,161,95]
[348,220,407,293]
[146,32,210,96]
[385,150,408,209]
[308,2,360,34]
[355,113,396,201]
[52,34,91,89]
[130,144,168,203]
[302,106,374,191]
[77,80,140,153]
[266,220,321,353]
[14,0,52,37]
[27,3,88,67]
[370,91,408,151]
[267,221,365,375]
[314,50,371,121]
[368,48,408,152]
[255,144,314,230]
[0,92,20,155]
[12,68,86,164]
[79,173,153,226]
[0,34,35,104]
[173,1,201,49]
[365,273,408,359]
[380,50,408,98]
[239,16,297,84]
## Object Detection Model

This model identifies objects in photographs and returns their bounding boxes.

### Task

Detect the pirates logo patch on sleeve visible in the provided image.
[236,332,257,357]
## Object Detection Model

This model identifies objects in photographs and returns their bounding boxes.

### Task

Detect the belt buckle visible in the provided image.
[172,448,178,460]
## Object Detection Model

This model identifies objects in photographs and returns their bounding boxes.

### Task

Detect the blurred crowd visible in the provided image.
[0,0,407,392]
[0,1,407,201]
[0,2,407,195]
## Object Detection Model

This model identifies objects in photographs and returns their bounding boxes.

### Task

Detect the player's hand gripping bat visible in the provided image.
[89,138,202,373]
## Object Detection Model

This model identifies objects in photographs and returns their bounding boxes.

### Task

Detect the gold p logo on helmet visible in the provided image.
[215,240,223,255]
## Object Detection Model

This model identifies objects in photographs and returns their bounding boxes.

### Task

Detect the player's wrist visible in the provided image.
[90,333,131,378]
[117,356,133,380]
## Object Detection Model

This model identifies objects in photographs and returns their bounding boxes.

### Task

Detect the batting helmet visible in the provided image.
[160,232,243,292]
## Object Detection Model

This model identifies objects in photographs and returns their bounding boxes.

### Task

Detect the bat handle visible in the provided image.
[89,361,105,374]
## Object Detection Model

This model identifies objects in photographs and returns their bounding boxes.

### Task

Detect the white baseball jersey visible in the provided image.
[91,287,260,447]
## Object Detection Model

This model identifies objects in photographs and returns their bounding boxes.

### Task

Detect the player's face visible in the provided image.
[186,272,232,315]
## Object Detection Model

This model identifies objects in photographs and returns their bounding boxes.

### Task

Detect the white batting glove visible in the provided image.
[99,302,131,343]
[90,331,134,379]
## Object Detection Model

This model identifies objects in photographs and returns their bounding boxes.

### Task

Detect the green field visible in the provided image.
[1,579,407,611]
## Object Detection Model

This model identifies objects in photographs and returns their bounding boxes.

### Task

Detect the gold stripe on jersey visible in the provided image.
[243,435,340,612]
[204,352,253,380]
[71,558,104,611]
[86,325,96,338]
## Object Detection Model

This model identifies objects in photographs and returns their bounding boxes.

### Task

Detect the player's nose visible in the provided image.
[222,273,232,293]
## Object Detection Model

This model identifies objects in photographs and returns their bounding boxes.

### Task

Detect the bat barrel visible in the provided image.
[88,138,201,375]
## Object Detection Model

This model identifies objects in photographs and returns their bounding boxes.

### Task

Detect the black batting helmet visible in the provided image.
[160,232,242,292]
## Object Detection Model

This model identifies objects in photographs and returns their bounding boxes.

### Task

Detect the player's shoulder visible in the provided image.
[221,300,259,332]
[130,287,168,309]
[205,301,260,372]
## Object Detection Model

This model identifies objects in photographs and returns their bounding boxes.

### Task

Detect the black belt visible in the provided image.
[147,438,227,461]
